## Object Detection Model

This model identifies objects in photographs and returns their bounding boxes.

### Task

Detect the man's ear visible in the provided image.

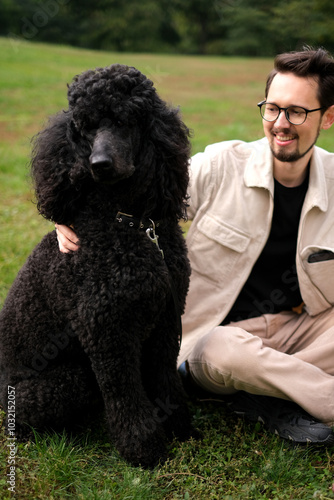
[321,105,334,130]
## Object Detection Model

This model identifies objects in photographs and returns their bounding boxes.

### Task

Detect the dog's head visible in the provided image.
[67,65,154,185]
[31,64,191,224]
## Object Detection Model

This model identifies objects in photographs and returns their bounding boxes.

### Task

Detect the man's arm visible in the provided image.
[55,224,80,253]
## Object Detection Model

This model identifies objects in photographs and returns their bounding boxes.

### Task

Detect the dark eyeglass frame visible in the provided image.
[257,99,325,125]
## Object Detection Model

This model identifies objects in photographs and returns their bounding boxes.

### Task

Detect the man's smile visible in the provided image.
[271,129,297,147]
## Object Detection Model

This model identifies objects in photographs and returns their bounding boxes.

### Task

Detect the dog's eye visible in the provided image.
[85,130,96,141]
[99,118,112,129]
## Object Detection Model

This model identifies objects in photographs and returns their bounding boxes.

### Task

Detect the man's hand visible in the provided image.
[55,224,80,253]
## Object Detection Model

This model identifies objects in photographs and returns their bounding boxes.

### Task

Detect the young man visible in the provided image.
[56,47,334,444]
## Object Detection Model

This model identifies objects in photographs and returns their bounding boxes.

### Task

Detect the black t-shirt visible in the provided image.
[222,171,309,324]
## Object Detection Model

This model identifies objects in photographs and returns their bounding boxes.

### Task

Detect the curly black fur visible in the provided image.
[0,64,193,468]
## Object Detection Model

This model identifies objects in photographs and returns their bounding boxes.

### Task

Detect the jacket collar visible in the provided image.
[305,147,328,212]
[243,138,274,194]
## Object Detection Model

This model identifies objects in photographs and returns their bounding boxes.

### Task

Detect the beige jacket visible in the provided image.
[179,138,334,365]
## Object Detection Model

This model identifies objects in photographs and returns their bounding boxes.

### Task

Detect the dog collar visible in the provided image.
[115,211,161,230]
[115,211,164,258]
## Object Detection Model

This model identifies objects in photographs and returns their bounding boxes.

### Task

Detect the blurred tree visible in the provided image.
[169,0,225,54]
[64,0,180,52]
[1,0,334,56]
[270,0,325,52]
[220,0,275,56]
[1,0,20,34]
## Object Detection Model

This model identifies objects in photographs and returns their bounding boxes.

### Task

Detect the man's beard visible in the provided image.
[269,126,320,163]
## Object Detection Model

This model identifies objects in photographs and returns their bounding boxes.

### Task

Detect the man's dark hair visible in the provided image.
[265,47,334,109]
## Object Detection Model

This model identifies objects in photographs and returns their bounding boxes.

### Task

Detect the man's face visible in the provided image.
[263,72,324,165]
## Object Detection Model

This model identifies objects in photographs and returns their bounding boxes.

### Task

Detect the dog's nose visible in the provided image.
[89,153,113,170]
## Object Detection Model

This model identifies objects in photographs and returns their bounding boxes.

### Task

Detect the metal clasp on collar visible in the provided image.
[146,220,164,259]
[116,212,135,226]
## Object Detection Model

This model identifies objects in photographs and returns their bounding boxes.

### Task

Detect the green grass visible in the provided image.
[1,404,334,499]
[1,37,334,499]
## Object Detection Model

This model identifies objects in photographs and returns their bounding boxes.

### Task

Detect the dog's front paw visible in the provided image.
[117,427,168,468]
[161,402,193,442]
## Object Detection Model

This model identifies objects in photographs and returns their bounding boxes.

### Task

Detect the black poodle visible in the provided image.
[0,64,193,468]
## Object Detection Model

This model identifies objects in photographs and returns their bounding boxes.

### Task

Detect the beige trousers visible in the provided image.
[187,308,334,425]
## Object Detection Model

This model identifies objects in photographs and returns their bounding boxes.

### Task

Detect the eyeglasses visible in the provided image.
[257,100,325,125]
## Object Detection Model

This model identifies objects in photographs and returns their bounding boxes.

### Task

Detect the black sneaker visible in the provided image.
[228,391,334,445]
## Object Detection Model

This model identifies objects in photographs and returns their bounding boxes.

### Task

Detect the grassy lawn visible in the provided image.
[1,37,334,499]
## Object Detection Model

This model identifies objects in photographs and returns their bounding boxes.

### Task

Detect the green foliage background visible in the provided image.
[2,0,334,56]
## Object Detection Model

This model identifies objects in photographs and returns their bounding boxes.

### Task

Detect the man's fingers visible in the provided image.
[55,223,80,253]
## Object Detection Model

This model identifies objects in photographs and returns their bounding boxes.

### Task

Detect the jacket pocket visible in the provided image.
[188,213,251,285]
[301,246,334,304]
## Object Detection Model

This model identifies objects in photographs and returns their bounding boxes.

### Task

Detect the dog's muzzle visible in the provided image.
[89,132,135,184]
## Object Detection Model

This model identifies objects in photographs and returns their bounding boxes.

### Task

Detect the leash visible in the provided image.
[115,211,183,346]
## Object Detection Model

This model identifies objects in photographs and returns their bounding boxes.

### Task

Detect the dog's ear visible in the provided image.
[31,111,86,224]
[66,119,93,184]
[139,101,191,221]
